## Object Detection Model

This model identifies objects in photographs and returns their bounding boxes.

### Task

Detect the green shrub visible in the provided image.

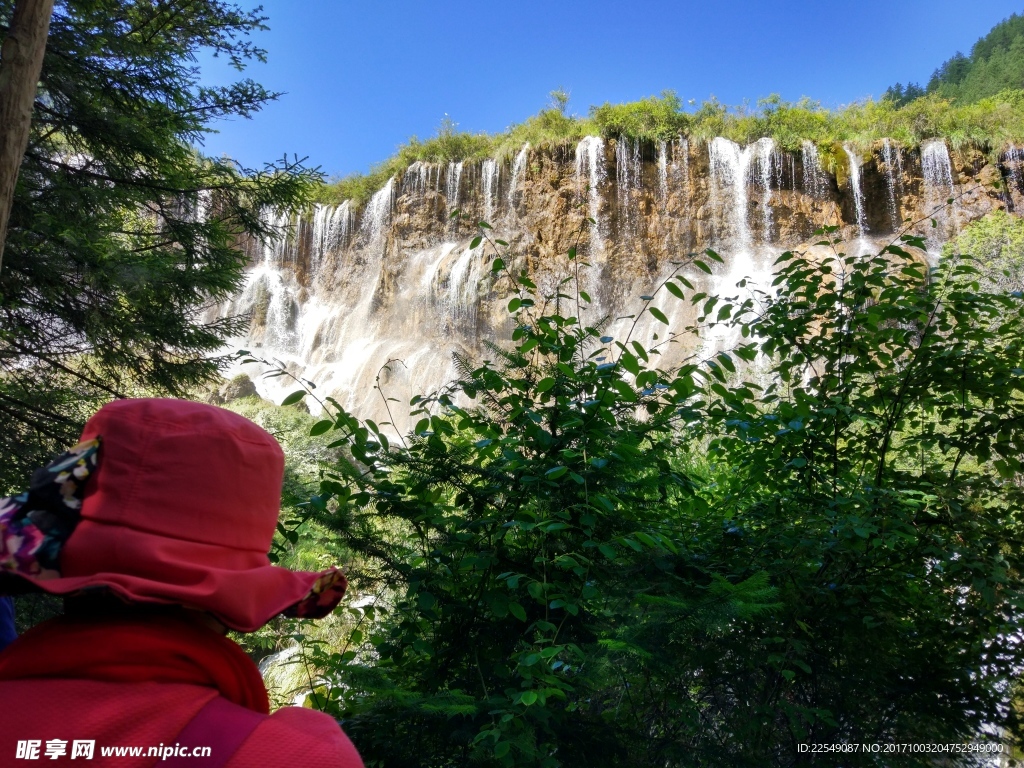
[281,224,1024,765]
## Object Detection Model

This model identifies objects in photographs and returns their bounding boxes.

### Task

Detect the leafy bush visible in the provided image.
[943,209,1024,291]
[590,91,688,141]
[281,223,1024,766]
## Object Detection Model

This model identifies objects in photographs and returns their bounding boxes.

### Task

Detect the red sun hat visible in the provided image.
[0,398,347,632]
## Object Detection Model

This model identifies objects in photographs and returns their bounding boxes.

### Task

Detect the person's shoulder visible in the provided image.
[230,705,364,768]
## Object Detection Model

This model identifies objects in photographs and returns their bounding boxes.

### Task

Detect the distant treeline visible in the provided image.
[885,11,1024,105]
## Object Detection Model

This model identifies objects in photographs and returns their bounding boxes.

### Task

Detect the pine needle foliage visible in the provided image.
[0,0,321,492]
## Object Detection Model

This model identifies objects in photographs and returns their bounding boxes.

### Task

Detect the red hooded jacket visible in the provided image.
[0,614,365,767]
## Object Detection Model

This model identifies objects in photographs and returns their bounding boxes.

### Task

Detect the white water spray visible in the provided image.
[361,177,395,248]
[881,139,904,231]
[843,145,868,237]
[657,140,668,203]
[708,137,777,246]
[507,143,530,214]
[801,141,830,200]
[445,161,464,212]
[481,159,499,224]
[575,136,606,254]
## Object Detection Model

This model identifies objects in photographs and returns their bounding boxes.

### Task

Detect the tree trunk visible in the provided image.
[0,0,54,275]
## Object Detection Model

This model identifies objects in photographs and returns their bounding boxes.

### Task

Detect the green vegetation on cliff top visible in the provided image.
[316,89,1024,207]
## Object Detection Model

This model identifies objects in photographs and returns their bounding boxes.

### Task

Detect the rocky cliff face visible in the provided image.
[218,137,1023,425]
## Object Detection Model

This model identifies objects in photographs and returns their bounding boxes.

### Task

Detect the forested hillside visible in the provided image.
[886,10,1024,105]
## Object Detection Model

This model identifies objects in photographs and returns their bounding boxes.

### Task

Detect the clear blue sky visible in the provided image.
[197,0,1024,179]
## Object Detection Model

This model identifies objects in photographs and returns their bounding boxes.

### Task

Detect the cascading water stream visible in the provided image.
[709,137,779,248]
[405,161,437,195]
[361,177,395,248]
[446,161,464,213]
[615,137,642,237]
[482,159,498,224]
[751,137,778,241]
[843,145,868,237]
[881,139,905,231]
[575,136,606,254]
[657,140,668,205]
[801,141,830,199]
[311,202,353,270]
[921,139,957,246]
[1007,144,1024,193]
[507,143,530,215]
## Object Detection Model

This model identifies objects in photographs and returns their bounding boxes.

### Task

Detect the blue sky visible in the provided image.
[197,0,1024,179]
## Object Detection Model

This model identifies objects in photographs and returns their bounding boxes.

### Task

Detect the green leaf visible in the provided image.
[536,377,556,393]
[649,306,669,325]
[545,466,568,479]
[520,691,538,706]
[281,390,307,406]
[620,352,641,376]
[309,420,334,436]
[495,742,510,759]
[509,602,527,621]
[470,236,483,249]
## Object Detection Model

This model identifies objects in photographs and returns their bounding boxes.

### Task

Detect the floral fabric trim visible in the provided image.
[283,567,348,619]
[0,438,101,580]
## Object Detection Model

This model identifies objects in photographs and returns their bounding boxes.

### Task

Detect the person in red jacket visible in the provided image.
[0,398,364,767]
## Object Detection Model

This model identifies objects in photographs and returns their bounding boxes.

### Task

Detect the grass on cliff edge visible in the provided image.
[314,90,1024,208]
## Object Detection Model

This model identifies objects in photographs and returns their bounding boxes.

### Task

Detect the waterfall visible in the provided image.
[1008,144,1024,187]
[751,137,779,242]
[232,208,303,352]
[921,140,955,198]
[920,139,959,248]
[445,161,464,212]
[507,143,530,213]
[361,177,395,247]
[657,140,668,203]
[801,141,829,199]
[574,136,606,254]
[405,161,437,195]
[311,202,353,267]
[709,137,778,247]
[194,189,212,224]
[881,139,905,231]
[216,132,1005,437]
[615,137,642,237]
[709,138,749,247]
[425,242,481,326]
[481,159,499,224]
[843,146,868,236]
[311,204,331,266]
